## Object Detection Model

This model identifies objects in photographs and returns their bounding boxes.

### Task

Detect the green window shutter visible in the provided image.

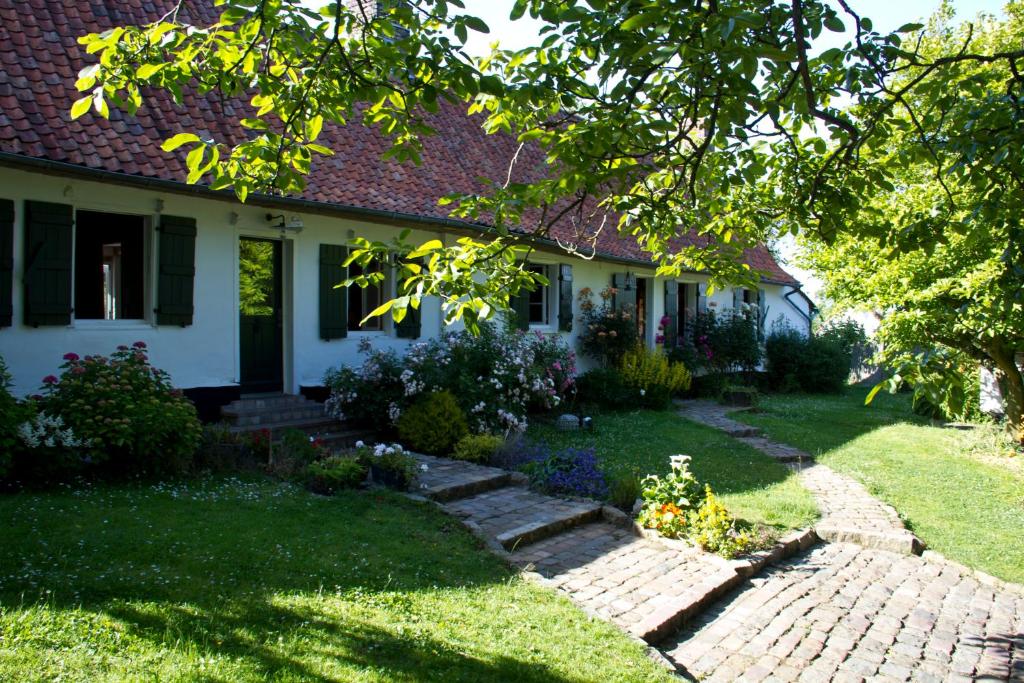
[395,303,421,339]
[557,263,573,332]
[663,280,678,348]
[696,282,708,314]
[0,199,13,327]
[156,215,197,326]
[510,289,530,331]
[732,287,742,311]
[319,244,348,340]
[23,200,73,327]
[612,273,636,313]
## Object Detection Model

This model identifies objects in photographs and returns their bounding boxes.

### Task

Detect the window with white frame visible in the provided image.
[347,258,386,331]
[527,264,551,325]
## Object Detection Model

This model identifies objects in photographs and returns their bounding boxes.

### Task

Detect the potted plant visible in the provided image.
[355,441,418,491]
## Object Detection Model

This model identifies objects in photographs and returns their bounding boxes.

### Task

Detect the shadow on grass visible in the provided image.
[731,386,925,456]
[104,598,576,682]
[0,479,636,681]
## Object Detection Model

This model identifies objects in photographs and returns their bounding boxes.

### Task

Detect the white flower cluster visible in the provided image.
[387,402,402,424]
[371,442,404,457]
[18,413,82,450]
[496,409,528,433]
[399,369,424,397]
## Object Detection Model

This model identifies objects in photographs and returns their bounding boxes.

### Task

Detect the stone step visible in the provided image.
[443,486,603,551]
[735,436,813,463]
[412,454,516,502]
[227,415,343,438]
[317,428,377,450]
[222,394,322,414]
[225,407,327,427]
[510,521,743,644]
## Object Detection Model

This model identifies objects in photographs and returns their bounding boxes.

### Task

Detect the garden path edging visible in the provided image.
[401,451,821,652]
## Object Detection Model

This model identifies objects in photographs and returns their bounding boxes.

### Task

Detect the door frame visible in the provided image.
[235,234,291,394]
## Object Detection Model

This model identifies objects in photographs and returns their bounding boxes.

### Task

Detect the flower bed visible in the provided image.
[325,324,576,438]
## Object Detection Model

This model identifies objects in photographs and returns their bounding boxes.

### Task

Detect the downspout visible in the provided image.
[783,287,815,333]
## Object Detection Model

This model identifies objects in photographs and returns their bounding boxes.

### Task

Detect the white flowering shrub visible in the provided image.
[18,412,83,450]
[325,323,577,434]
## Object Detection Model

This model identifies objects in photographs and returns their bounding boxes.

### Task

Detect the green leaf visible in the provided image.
[161,133,201,152]
[895,22,924,33]
[407,239,443,259]
[509,0,527,21]
[864,383,883,405]
[137,63,165,79]
[361,299,394,326]
[621,12,660,31]
[70,96,92,120]
[463,16,489,33]
[823,15,845,33]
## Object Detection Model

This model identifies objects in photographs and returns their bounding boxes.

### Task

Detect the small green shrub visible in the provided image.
[268,429,328,478]
[0,357,32,480]
[574,367,635,410]
[396,391,468,455]
[765,324,851,394]
[193,424,247,473]
[637,455,757,558]
[607,471,641,511]
[452,434,504,463]
[692,310,762,374]
[39,344,201,476]
[687,485,754,559]
[304,456,368,495]
[619,346,691,409]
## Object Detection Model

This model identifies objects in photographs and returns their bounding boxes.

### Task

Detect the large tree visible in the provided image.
[801,3,1024,445]
[73,2,1022,354]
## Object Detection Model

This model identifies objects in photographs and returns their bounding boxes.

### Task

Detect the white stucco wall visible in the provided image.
[0,165,807,397]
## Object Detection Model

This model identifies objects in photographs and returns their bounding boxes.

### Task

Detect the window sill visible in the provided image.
[71,319,155,331]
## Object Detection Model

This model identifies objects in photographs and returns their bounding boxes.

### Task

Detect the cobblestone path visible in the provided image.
[677,400,921,554]
[665,543,1024,682]
[409,414,1024,681]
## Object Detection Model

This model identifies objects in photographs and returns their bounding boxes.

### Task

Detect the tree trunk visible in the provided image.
[990,344,1024,447]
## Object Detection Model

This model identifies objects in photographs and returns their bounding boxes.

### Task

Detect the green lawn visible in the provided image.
[735,389,1024,584]
[0,478,674,682]
[527,410,819,533]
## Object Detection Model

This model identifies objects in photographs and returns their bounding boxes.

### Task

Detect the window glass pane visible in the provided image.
[239,239,276,316]
[348,260,384,330]
[527,265,548,324]
[75,211,145,320]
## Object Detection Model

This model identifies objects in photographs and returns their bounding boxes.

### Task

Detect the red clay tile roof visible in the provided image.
[0,0,799,285]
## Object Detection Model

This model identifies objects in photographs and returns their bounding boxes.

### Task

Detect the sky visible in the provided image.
[458,0,1009,304]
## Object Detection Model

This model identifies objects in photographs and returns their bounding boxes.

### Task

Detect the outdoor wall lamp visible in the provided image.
[265,213,304,233]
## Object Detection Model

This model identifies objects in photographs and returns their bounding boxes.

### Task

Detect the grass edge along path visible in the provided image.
[528,409,819,535]
[0,477,675,682]
[734,390,1024,584]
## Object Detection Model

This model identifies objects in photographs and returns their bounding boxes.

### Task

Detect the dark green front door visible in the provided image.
[239,238,283,393]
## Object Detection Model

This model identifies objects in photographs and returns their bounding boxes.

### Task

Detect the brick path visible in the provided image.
[665,543,1024,682]
[410,452,805,645]
[677,400,922,555]
[409,419,1024,681]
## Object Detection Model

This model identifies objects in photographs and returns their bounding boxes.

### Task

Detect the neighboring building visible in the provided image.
[0,1,810,419]
[980,354,1024,417]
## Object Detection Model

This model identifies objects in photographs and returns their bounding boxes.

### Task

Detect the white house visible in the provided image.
[0,1,812,420]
